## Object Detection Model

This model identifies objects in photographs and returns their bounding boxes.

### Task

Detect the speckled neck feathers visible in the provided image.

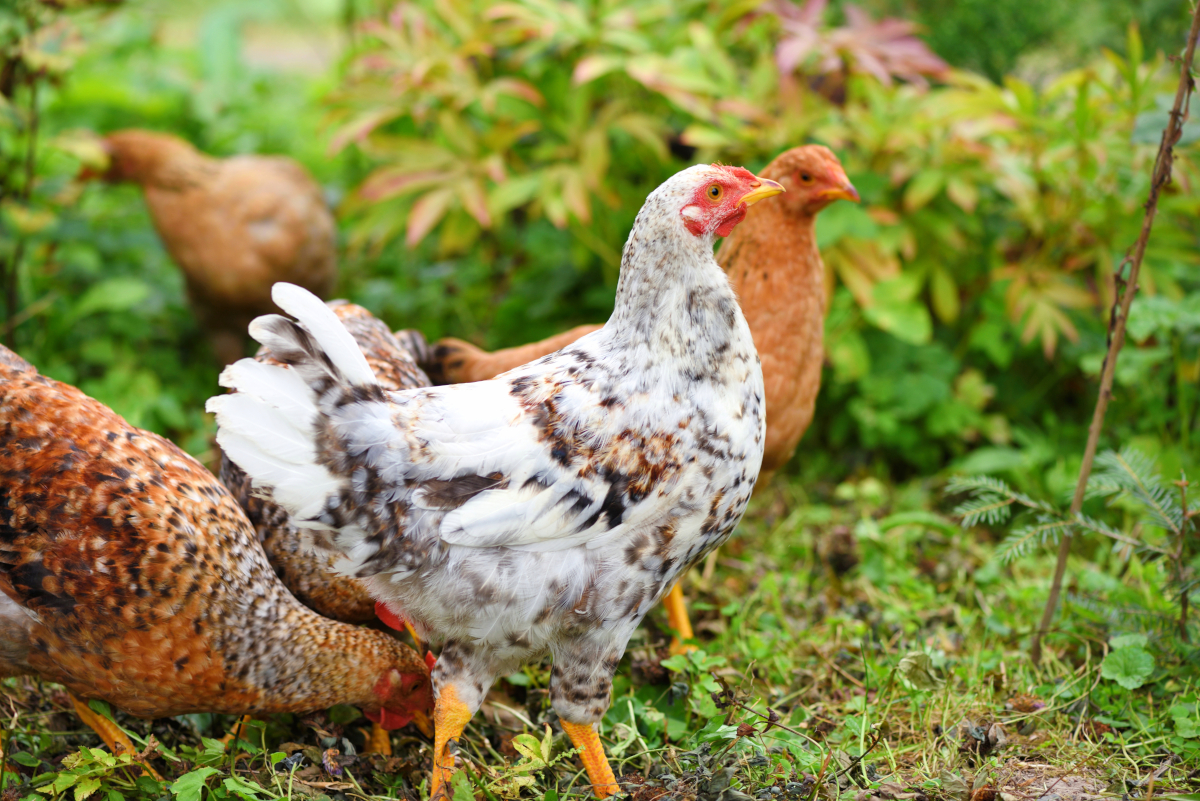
[604,169,755,388]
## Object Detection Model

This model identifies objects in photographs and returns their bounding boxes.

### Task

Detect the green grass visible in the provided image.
[3,474,1196,801]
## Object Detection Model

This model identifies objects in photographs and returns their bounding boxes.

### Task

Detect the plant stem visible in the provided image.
[1031,7,1200,664]
[1177,478,1191,642]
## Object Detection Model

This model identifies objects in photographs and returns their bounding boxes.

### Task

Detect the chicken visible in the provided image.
[411,145,857,644]
[208,163,783,798]
[422,146,856,479]
[82,129,337,365]
[0,344,432,769]
[220,301,429,626]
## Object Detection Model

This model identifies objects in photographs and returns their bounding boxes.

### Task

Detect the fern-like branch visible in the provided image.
[1072,512,1170,555]
[995,517,1075,565]
[1090,448,1183,532]
[947,475,1057,528]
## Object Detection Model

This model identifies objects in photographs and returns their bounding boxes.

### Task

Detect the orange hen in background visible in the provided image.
[81,130,337,365]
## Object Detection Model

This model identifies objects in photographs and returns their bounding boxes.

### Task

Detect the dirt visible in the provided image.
[996,762,1107,801]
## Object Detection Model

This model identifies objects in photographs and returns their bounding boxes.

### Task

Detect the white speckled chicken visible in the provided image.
[209,164,781,798]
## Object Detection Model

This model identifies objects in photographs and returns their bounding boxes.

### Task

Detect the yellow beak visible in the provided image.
[411,709,434,738]
[740,178,786,207]
[818,183,860,203]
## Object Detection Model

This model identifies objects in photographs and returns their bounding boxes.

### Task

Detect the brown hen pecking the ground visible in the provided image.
[409,146,858,651]
[0,345,432,771]
[81,129,337,365]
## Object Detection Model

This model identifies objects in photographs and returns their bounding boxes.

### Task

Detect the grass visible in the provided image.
[2,472,1197,801]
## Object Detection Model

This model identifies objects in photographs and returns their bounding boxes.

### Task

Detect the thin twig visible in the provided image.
[1175,477,1191,642]
[1032,7,1200,663]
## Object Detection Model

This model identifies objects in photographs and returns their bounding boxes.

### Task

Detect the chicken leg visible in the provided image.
[560,720,619,798]
[68,695,162,781]
[430,684,473,801]
[663,583,696,655]
[219,715,255,747]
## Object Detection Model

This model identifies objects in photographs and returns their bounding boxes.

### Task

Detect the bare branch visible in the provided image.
[1032,8,1200,663]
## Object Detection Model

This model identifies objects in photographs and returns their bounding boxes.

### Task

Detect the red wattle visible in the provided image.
[375,601,409,631]
[363,706,413,730]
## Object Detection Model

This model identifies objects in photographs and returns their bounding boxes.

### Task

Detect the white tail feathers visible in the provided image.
[264,283,376,388]
[206,283,383,525]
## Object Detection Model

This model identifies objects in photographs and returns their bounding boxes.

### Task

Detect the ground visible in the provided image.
[1,474,1196,801]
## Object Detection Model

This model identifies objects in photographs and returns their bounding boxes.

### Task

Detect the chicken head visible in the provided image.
[768,144,860,215]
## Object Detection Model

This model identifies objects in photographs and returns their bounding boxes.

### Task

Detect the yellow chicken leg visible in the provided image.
[364,722,392,755]
[560,720,618,798]
[219,715,255,747]
[430,685,472,801]
[664,582,696,655]
[68,695,162,781]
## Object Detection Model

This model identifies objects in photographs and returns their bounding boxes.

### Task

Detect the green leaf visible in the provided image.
[929,264,960,323]
[11,752,39,767]
[52,774,80,794]
[73,777,101,801]
[864,276,932,344]
[1175,717,1199,739]
[170,767,219,801]
[510,734,546,767]
[903,170,944,212]
[1109,633,1149,650]
[69,278,152,322]
[897,652,944,691]
[1101,647,1155,690]
[450,770,476,801]
[327,704,362,725]
[222,776,266,799]
[659,654,689,672]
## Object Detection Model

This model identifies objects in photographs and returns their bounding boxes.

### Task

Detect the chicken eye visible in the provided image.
[799,173,813,182]
[706,184,724,202]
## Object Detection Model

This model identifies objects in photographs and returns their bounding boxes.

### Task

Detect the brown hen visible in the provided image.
[83,130,337,365]
[0,345,431,768]
[414,146,857,650]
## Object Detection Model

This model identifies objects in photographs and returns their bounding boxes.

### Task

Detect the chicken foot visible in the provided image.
[68,695,163,781]
[663,583,697,655]
[219,715,256,747]
[430,684,473,801]
[560,720,619,798]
